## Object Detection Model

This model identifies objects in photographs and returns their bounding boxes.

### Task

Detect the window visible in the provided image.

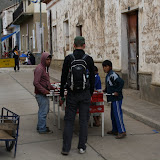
[76,25,82,36]
[63,20,69,51]
[53,26,57,52]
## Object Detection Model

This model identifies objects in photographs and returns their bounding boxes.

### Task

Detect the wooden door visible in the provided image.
[128,12,139,89]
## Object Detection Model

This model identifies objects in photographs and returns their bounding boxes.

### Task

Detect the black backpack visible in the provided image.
[67,53,90,91]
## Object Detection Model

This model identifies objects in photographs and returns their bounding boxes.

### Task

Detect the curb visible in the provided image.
[122,106,160,130]
[103,97,160,130]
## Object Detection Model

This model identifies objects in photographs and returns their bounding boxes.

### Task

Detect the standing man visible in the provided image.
[13,46,20,72]
[60,36,95,155]
[33,52,54,134]
[102,60,126,139]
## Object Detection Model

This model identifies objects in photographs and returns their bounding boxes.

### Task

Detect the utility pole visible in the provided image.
[40,0,43,53]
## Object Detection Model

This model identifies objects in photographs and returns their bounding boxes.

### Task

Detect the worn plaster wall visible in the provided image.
[104,0,160,104]
[104,0,122,70]
[47,0,105,61]
[139,0,160,85]
[105,0,160,84]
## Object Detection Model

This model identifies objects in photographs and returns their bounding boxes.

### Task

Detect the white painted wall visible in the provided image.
[26,3,47,13]
[2,8,14,35]
[104,0,160,84]
[46,0,160,84]
[46,0,105,60]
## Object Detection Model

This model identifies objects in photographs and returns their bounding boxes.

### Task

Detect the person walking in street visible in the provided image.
[102,60,126,139]
[13,46,20,72]
[60,36,95,155]
[33,52,54,134]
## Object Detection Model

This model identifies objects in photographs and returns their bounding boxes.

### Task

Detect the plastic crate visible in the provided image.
[91,92,103,103]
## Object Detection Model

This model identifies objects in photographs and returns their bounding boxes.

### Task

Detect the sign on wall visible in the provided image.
[0,58,15,68]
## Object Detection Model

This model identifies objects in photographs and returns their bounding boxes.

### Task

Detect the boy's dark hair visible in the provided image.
[94,66,98,72]
[102,60,112,68]
[47,55,52,59]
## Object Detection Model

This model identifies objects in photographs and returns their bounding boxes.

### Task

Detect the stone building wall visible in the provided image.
[47,0,105,60]
[47,0,160,105]
[104,0,160,104]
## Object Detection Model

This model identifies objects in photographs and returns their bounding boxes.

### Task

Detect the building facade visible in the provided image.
[1,4,20,53]
[44,0,160,105]
[44,0,105,69]
[104,0,160,105]
[0,0,15,57]
[13,0,49,63]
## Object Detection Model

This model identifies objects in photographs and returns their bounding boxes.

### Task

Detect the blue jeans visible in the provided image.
[35,94,49,132]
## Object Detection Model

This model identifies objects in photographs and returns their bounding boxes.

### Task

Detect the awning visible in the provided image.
[1,31,17,42]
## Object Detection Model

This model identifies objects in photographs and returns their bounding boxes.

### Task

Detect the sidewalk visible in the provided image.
[49,68,160,131]
[1,67,160,160]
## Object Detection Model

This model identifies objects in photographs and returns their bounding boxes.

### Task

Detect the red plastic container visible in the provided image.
[91,92,103,103]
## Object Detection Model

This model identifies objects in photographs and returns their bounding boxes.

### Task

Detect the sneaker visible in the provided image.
[115,132,127,139]
[37,126,49,131]
[107,130,118,135]
[38,128,53,134]
[79,148,86,154]
[61,151,69,155]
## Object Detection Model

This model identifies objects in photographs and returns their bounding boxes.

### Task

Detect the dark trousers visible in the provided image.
[111,100,126,133]
[14,58,19,71]
[62,90,91,152]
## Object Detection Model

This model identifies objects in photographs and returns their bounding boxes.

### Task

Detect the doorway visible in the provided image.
[127,11,139,89]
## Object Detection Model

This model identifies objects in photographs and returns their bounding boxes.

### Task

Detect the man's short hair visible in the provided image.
[102,60,112,67]
[74,36,85,47]
[48,55,52,59]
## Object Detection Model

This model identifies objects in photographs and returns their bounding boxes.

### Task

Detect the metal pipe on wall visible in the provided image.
[40,0,43,53]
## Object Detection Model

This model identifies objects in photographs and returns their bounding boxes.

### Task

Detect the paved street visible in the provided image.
[0,67,160,160]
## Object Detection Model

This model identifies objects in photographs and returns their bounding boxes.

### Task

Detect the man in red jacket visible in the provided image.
[33,52,54,134]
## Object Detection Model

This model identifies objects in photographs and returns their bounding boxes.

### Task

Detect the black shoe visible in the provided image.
[38,128,53,134]
[61,151,69,155]
[37,126,49,131]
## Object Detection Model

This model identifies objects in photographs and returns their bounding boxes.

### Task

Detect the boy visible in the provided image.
[102,60,126,139]
[33,52,54,134]
[93,66,102,127]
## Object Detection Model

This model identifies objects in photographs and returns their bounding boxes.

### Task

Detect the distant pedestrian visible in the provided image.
[27,51,35,65]
[102,60,126,139]
[13,46,20,72]
[33,52,54,134]
[93,66,102,127]
[29,53,35,65]
[60,36,95,155]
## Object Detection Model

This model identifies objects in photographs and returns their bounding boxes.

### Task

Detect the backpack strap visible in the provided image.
[82,54,88,61]
[69,54,75,62]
